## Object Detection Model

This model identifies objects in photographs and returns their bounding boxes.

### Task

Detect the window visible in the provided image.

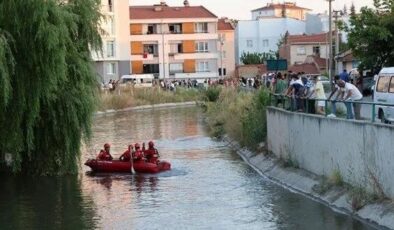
[108,17,115,35]
[297,46,306,55]
[262,39,269,47]
[247,40,253,48]
[218,68,226,76]
[106,41,115,57]
[169,63,183,74]
[169,24,182,34]
[376,76,391,92]
[108,0,113,12]
[170,43,183,54]
[143,44,158,56]
[147,24,157,34]
[390,77,394,93]
[143,64,159,74]
[107,63,116,75]
[196,61,209,72]
[195,22,208,33]
[195,42,209,53]
[313,46,320,56]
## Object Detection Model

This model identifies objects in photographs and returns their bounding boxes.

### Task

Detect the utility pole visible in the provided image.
[333,10,341,75]
[326,0,334,84]
[219,34,225,78]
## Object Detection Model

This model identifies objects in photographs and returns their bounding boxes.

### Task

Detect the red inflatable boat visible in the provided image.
[84,159,171,174]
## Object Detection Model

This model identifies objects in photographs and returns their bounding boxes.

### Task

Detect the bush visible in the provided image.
[204,88,270,150]
[204,86,222,102]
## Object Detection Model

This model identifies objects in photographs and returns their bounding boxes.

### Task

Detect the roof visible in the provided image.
[306,55,327,69]
[336,50,355,62]
[130,5,217,20]
[287,33,329,44]
[218,18,234,31]
[252,3,311,12]
[288,63,319,74]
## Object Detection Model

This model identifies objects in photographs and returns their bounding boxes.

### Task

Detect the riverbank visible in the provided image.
[98,87,202,111]
[96,101,197,115]
[226,137,394,230]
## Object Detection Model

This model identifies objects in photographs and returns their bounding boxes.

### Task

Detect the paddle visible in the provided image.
[129,145,135,174]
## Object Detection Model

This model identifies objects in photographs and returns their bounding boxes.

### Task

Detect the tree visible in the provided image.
[344,0,394,74]
[0,0,102,175]
[343,4,348,15]
[350,2,356,16]
[240,52,275,65]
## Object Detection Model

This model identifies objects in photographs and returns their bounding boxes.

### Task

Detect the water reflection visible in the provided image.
[0,174,97,230]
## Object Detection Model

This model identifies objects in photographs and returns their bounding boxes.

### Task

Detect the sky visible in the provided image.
[130,0,374,20]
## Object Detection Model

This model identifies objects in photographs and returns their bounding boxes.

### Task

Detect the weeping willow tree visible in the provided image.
[0,0,102,175]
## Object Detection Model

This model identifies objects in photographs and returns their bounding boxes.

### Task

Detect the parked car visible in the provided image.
[374,67,394,123]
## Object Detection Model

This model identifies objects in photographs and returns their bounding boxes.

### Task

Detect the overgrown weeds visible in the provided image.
[204,87,270,150]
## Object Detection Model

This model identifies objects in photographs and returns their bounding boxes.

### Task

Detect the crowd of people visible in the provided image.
[268,69,363,120]
[97,141,160,164]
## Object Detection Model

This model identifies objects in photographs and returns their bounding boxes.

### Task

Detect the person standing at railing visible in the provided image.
[308,76,326,115]
[327,75,342,117]
[274,72,287,106]
[337,81,363,120]
[286,74,304,112]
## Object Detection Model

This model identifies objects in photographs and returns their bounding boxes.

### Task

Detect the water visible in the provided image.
[0,107,377,229]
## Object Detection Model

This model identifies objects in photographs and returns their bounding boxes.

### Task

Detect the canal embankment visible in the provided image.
[227,106,394,229]
[230,139,394,229]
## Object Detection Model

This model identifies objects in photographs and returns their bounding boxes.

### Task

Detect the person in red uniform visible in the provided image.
[97,143,113,161]
[144,141,160,164]
[133,143,145,162]
[119,145,133,162]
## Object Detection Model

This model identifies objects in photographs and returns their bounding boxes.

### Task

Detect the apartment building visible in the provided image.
[251,2,311,21]
[129,1,220,80]
[236,2,309,64]
[92,0,130,83]
[217,18,235,77]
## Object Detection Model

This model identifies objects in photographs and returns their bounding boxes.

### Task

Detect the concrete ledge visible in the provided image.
[95,101,197,116]
[227,138,394,230]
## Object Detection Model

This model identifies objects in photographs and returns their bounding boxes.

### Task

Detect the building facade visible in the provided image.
[92,0,130,83]
[129,1,220,80]
[251,2,310,21]
[280,33,330,65]
[236,18,306,64]
[217,18,235,77]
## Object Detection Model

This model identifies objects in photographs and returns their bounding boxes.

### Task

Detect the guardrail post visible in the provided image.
[372,104,376,123]
[325,100,328,117]
[305,98,309,114]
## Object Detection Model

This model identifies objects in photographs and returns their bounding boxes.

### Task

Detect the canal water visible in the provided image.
[0,107,377,229]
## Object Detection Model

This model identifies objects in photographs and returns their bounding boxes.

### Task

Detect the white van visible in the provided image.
[121,74,154,88]
[374,67,394,123]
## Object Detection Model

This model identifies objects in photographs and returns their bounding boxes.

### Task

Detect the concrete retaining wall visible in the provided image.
[267,107,394,199]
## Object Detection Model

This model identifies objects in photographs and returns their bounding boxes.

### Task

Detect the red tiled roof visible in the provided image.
[252,3,311,12]
[218,18,234,31]
[130,5,217,20]
[306,55,327,69]
[288,63,319,74]
[287,33,329,44]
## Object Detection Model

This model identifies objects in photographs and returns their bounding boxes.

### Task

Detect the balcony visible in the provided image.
[130,53,157,61]
[173,52,218,60]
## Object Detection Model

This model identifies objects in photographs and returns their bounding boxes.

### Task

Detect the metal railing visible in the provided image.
[269,93,394,124]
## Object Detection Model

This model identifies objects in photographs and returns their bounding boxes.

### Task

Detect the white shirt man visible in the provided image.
[343,82,363,101]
